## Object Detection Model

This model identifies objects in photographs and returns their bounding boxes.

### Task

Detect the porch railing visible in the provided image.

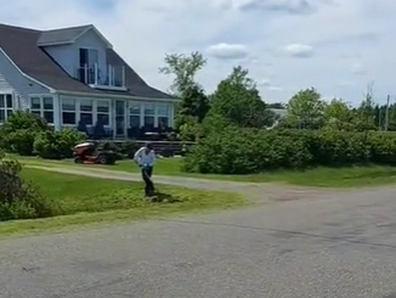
[77,63,126,88]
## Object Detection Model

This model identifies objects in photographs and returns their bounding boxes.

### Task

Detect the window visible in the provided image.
[79,48,99,84]
[157,104,170,128]
[43,97,54,123]
[144,103,155,115]
[79,48,99,67]
[96,100,110,125]
[0,94,13,123]
[29,96,53,124]
[129,102,140,128]
[62,98,76,125]
[143,103,155,128]
[79,99,93,125]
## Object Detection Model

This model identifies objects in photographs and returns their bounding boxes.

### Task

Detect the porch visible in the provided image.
[58,95,175,139]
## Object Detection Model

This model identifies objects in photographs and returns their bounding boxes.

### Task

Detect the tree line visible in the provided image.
[280,85,394,132]
[160,52,394,139]
[159,51,277,141]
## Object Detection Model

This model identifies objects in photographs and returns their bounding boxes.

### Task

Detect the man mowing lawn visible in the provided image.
[133,142,156,197]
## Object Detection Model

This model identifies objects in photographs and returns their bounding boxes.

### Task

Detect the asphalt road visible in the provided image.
[1,167,396,297]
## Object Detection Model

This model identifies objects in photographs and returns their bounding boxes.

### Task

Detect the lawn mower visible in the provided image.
[73,141,116,165]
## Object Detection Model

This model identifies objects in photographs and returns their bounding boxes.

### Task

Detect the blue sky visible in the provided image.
[0,0,394,105]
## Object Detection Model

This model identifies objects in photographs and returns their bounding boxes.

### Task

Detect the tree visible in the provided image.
[285,88,326,129]
[352,83,377,131]
[208,66,276,128]
[175,85,210,141]
[323,98,354,130]
[375,102,396,131]
[159,51,207,96]
[176,84,210,129]
[224,65,256,89]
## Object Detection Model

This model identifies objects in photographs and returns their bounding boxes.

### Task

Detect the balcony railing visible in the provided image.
[77,63,126,90]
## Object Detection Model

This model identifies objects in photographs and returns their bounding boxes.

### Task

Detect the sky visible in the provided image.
[0,0,394,105]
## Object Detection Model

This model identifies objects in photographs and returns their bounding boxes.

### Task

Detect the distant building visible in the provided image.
[270,108,287,119]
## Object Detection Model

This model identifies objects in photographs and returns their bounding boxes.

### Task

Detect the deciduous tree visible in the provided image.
[285,87,326,129]
[323,98,354,130]
[209,66,276,128]
[159,51,207,96]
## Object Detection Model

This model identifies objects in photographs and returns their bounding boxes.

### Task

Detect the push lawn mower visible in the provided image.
[73,141,116,165]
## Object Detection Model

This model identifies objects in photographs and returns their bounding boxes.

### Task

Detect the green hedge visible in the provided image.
[0,111,87,159]
[33,128,86,159]
[183,128,396,174]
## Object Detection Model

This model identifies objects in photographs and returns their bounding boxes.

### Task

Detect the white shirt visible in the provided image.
[134,147,156,167]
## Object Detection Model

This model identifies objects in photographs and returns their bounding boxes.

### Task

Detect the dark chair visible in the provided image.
[93,120,106,140]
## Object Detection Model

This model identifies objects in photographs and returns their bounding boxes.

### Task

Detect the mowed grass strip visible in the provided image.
[0,168,245,237]
[15,155,396,188]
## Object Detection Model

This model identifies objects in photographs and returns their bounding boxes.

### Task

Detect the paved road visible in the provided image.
[1,167,396,297]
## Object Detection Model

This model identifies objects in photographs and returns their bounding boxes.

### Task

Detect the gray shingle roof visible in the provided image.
[0,23,173,99]
[37,25,91,46]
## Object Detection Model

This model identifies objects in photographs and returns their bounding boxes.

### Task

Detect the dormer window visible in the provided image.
[78,48,99,84]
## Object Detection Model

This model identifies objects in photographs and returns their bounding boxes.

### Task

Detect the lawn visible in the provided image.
[15,155,396,188]
[0,168,245,237]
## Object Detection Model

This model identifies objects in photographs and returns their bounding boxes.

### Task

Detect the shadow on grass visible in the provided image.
[152,192,182,203]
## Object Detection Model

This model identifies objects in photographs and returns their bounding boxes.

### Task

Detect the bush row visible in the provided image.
[0,111,144,160]
[0,111,86,159]
[183,128,396,174]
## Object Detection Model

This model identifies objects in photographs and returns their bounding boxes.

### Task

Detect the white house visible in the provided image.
[0,23,177,138]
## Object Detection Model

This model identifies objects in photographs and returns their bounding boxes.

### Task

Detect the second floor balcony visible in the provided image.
[76,64,127,91]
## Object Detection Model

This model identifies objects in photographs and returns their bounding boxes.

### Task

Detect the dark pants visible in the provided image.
[142,166,154,196]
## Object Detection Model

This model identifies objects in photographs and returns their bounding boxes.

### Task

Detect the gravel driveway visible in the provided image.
[1,166,396,297]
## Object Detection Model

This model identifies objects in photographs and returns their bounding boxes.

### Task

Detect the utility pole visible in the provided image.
[378,108,382,130]
[385,94,390,131]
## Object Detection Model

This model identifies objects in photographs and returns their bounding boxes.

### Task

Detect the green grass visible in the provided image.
[0,168,245,237]
[14,155,396,188]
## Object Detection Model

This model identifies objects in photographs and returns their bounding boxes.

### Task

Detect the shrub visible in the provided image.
[0,152,54,221]
[184,126,268,174]
[184,128,396,174]
[5,129,37,156]
[367,132,396,165]
[33,128,86,159]
[0,111,50,155]
[33,131,62,159]
[121,140,140,159]
[57,128,86,158]
[98,141,124,160]
[1,110,49,132]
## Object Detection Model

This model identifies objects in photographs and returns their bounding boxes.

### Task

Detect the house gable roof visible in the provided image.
[0,23,173,99]
[37,24,113,48]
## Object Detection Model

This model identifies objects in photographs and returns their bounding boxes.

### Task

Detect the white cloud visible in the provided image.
[260,78,271,86]
[283,43,314,58]
[268,86,283,91]
[350,62,365,75]
[206,43,249,59]
[337,81,354,87]
[258,78,282,92]
[0,0,394,104]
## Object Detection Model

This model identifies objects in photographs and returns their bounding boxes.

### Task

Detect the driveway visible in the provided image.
[1,167,396,297]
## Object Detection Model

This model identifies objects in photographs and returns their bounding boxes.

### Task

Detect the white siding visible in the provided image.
[0,69,12,92]
[43,29,108,79]
[0,48,51,109]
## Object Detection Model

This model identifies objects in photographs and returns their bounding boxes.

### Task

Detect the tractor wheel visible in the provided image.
[98,155,108,165]
[74,157,83,164]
